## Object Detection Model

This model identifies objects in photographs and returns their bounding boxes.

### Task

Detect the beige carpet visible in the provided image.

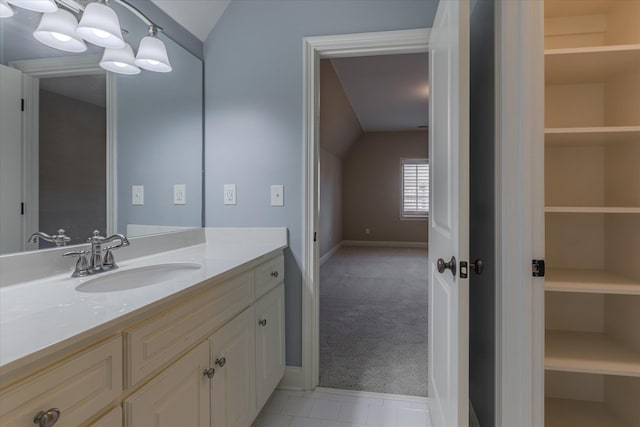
[319,246,429,397]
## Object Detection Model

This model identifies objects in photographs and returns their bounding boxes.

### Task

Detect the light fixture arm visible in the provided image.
[111,0,163,32]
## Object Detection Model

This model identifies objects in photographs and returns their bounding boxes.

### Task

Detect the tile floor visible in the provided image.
[252,388,431,427]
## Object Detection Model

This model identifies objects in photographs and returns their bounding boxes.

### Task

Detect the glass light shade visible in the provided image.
[76,2,124,49]
[135,35,172,72]
[100,43,140,75]
[6,0,56,13]
[34,9,87,53]
[0,1,15,17]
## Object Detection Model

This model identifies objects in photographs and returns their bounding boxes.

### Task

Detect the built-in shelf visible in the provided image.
[546,268,640,295]
[545,126,640,147]
[545,207,640,214]
[545,45,640,84]
[545,398,629,427]
[546,330,640,377]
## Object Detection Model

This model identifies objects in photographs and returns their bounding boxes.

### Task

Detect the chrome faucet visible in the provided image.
[63,230,130,277]
[28,229,71,247]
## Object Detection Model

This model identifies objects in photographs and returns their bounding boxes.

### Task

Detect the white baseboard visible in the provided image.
[277,366,304,390]
[319,242,343,266]
[342,240,428,249]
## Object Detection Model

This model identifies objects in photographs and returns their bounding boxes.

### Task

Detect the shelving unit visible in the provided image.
[543,0,640,425]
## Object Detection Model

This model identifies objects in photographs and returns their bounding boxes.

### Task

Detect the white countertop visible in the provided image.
[0,228,287,373]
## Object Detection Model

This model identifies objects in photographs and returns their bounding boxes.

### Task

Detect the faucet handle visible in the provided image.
[63,250,90,277]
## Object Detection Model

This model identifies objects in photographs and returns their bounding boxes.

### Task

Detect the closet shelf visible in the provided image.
[546,268,640,295]
[545,44,640,84]
[545,207,640,213]
[545,398,629,427]
[545,126,640,146]
[545,330,640,377]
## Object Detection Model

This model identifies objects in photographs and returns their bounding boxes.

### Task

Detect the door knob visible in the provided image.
[258,318,267,327]
[203,367,215,379]
[215,357,226,368]
[470,259,484,274]
[436,256,456,276]
[33,408,60,427]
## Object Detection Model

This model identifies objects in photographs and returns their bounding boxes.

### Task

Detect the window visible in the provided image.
[401,159,429,218]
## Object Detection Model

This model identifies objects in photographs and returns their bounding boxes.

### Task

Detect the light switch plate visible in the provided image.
[132,185,144,205]
[224,184,236,205]
[174,184,186,205]
[271,185,284,206]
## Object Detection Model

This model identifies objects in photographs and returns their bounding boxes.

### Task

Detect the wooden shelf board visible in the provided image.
[545,398,629,427]
[545,330,640,377]
[545,126,640,146]
[545,44,640,84]
[546,268,640,295]
[545,207,640,213]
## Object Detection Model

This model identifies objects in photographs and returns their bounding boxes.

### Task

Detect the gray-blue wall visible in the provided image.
[204,0,439,367]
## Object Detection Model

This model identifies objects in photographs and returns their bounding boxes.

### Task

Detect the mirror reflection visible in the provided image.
[0,1,203,255]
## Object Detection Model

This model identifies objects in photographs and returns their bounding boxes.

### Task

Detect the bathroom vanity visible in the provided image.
[0,228,287,427]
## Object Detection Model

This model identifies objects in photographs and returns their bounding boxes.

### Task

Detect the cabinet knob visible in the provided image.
[258,318,267,327]
[271,271,279,278]
[34,408,60,427]
[203,367,215,379]
[215,357,226,368]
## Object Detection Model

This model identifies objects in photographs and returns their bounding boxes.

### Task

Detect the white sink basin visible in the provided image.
[75,262,202,293]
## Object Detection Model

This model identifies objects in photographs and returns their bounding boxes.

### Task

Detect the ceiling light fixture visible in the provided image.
[0,1,15,17]
[34,8,87,52]
[6,0,57,13]
[135,25,172,73]
[100,43,140,75]
[7,0,171,75]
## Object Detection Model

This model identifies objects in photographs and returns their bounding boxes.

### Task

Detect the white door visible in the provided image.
[428,0,470,426]
[0,65,23,254]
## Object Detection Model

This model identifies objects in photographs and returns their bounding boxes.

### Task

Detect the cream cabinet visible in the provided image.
[0,252,286,427]
[210,307,257,427]
[543,1,640,426]
[255,283,286,411]
[124,341,211,427]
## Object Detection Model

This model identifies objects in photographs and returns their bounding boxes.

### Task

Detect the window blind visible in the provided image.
[402,160,429,217]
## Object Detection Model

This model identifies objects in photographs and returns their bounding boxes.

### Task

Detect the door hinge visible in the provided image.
[21,98,24,111]
[532,259,545,277]
[21,203,24,215]
[313,232,317,242]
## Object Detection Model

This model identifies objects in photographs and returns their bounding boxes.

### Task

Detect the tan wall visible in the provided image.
[343,131,428,243]
[318,59,362,256]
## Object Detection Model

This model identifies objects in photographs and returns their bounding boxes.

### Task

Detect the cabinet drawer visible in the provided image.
[0,336,122,427]
[125,270,253,388]
[254,254,284,299]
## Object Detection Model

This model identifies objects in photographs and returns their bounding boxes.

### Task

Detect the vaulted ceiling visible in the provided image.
[150,0,230,42]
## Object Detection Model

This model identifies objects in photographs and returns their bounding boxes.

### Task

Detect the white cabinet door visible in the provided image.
[255,283,285,410]
[124,341,210,427]
[210,307,257,427]
[428,0,471,427]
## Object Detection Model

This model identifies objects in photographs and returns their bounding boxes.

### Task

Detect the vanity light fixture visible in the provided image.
[5,0,172,75]
[100,43,140,75]
[75,0,124,48]
[135,25,172,73]
[6,0,57,13]
[34,8,87,52]
[0,1,15,17]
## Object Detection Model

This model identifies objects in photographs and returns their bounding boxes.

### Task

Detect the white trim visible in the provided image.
[302,29,430,392]
[277,366,304,391]
[342,240,428,249]
[11,56,117,237]
[319,242,342,266]
[495,1,544,426]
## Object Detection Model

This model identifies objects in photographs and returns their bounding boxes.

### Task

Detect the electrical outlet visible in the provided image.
[132,185,144,205]
[271,185,284,206]
[174,184,186,205]
[224,184,236,205]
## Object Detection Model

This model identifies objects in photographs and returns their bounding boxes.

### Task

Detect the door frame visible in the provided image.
[301,28,431,392]
[9,55,117,246]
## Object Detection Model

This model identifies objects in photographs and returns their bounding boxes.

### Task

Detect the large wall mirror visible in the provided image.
[0,1,203,255]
